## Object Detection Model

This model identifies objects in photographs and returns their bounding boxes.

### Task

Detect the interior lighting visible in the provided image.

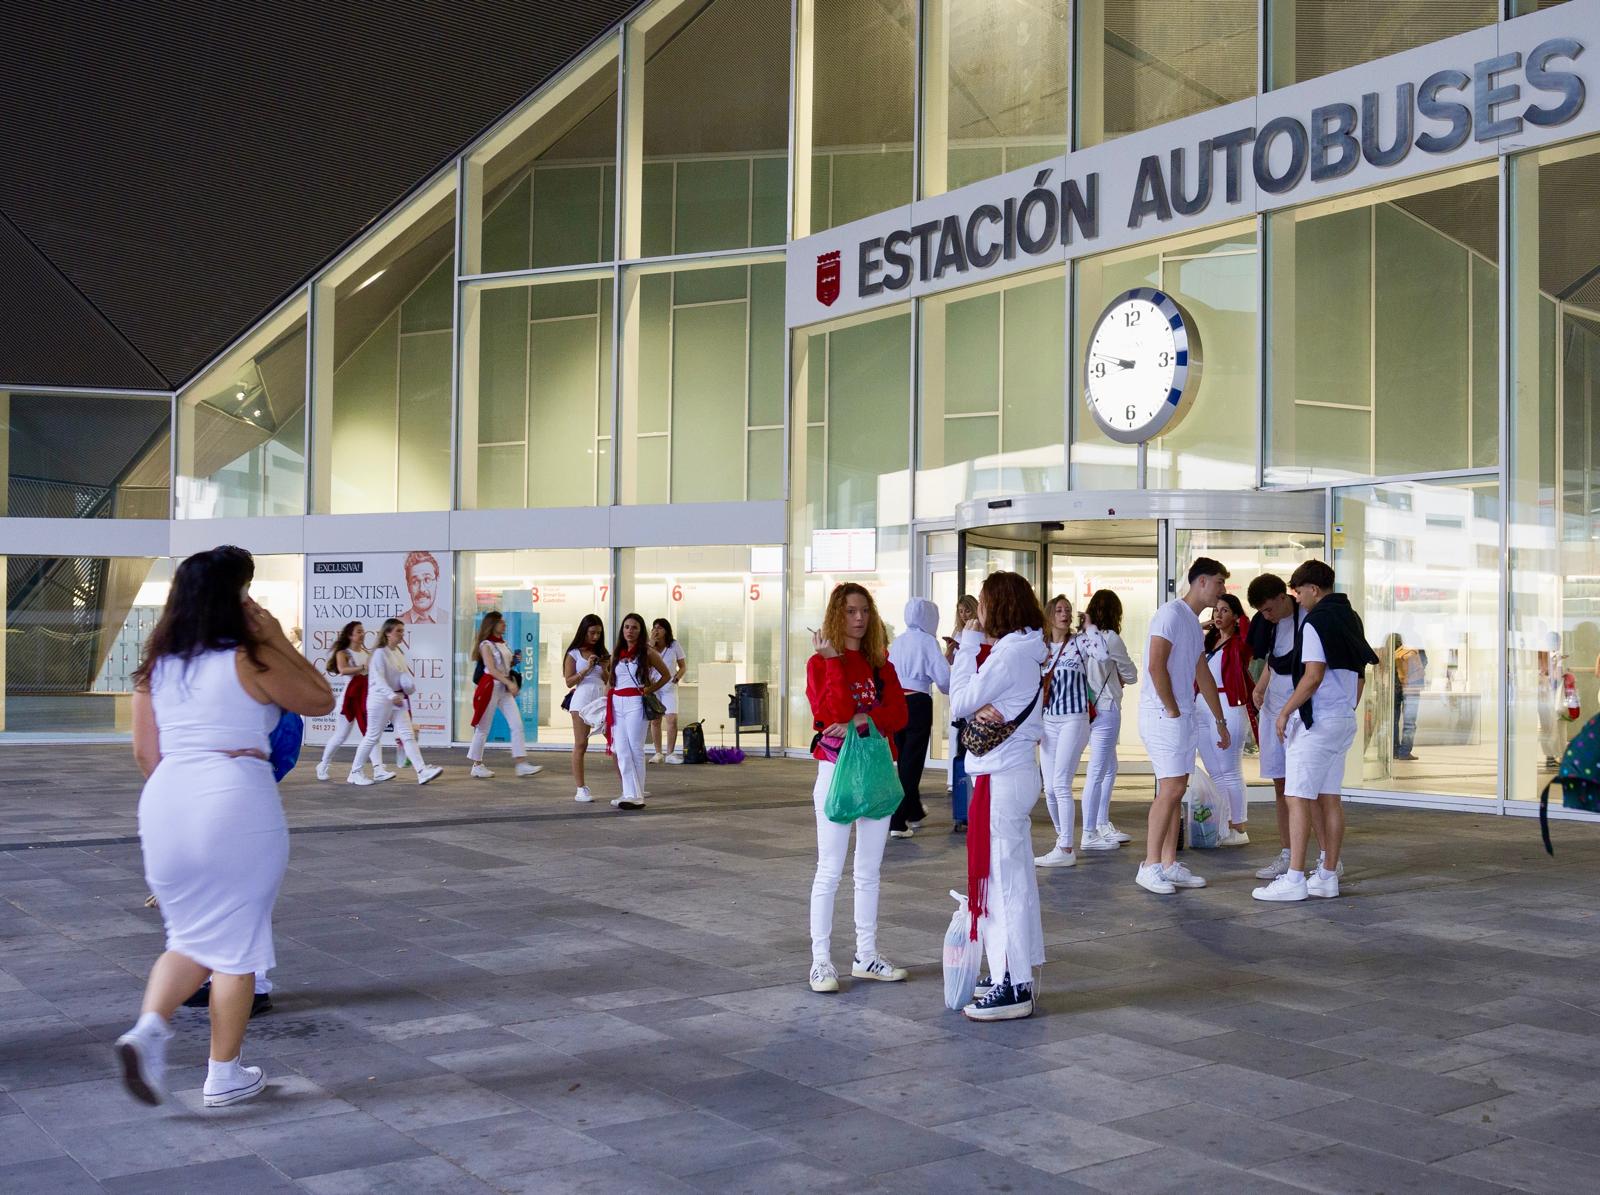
[235,390,246,400]
[356,269,386,291]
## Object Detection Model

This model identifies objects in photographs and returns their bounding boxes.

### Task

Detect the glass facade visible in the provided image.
[6,392,169,520]
[1266,1,1498,89]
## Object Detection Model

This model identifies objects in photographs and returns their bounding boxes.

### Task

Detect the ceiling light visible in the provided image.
[252,408,262,417]
[235,390,246,400]
[356,269,386,291]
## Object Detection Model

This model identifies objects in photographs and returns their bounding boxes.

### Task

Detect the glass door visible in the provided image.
[922,531,959,765]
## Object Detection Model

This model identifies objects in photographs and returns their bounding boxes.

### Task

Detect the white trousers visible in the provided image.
[612,698,646,799]
[318,715,384,771]
[1040,714,1090,848]
[1195,703,1249,822]
[468,684,526,760]
[1081,706,1121,832]
[977,764,1046,988]
[810,762,892,965]
[352,694,425,774]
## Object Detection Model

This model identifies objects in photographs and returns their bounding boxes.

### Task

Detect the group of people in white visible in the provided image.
[803,555,1376,1023]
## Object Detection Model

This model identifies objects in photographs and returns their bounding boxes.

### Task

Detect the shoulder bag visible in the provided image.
[959,673,1045,758]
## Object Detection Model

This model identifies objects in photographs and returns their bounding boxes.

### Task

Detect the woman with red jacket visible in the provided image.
[805,582,909,994]
[1196,592,1255,845]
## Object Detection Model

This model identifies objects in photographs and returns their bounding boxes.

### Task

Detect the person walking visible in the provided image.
[648,619,688,764]
[1136,558,1231,895]
[1078,589,1138,852]
[1035,595,1090,869]
[315,621,388,781]
[887,598,949,838]
[115,546,334,1108]
[1253,560,1377,902]
[805,583,910,994]
[466,611,543,780]
[349,619,442,786]
[1197,593,1255,847]
[564,615,608,803]
[951,571,1048,1021]
[607,613,669,811]
[1389,632,1425,761]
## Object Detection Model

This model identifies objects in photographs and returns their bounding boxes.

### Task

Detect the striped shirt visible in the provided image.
[1044,637,1091,716]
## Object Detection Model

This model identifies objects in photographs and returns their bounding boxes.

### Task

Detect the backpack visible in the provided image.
[1541,710,1600,854]
[681,720,708,764]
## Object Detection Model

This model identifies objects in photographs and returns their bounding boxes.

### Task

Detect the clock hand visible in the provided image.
[1092,352,1135,370]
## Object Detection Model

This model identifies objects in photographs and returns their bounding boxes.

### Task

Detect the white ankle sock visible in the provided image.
[208,1056,243,1083]
[1317,866,1337,881]
[134,1011,171,1039]
[1287,868,1306,883]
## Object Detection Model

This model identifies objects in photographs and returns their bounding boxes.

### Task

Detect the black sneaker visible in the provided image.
[951,820,967,833]
[973,974,995,999]
[963,974,1034,1022]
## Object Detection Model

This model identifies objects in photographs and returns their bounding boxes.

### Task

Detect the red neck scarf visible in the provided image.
[966,641,995,940]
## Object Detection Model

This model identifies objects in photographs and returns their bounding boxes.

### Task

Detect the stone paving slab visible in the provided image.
[2,745,1600,1190]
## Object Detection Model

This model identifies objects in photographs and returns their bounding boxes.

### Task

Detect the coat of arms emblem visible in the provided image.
[816,250,841,307]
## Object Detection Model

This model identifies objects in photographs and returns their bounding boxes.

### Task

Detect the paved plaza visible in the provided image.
[3,745,1600,1193]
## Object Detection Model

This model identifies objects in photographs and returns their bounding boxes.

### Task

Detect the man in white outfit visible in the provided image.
[1136,557,1230,895]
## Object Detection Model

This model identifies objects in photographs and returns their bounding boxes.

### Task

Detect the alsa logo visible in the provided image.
[816,250,841,307]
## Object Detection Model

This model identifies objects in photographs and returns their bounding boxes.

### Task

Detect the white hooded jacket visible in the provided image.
[888,598,951,696]
[949,626,1049,776]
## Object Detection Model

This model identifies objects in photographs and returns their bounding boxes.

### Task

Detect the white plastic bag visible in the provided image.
[579,696,609,731]
[942,890,983,1010]
[1184,767,1224,849]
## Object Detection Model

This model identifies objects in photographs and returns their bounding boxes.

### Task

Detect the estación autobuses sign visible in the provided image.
[786,2,1600,328]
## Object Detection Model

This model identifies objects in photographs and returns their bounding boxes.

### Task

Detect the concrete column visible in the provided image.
[920,0,950,198]
[1075,0,1105,148]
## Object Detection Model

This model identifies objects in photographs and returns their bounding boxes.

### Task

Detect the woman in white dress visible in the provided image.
[565,615,608,803]
[466,610,542,780]
[607,613,670,811]
[315,621,387,781]
[648,618,688,764]
[350,619,442,786]
[116,546,333,1108]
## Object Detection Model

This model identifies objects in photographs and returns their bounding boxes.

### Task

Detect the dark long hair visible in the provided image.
[1086,589,1122,635]
[326,620,361,673]
[614,612,655,685]
[133,545,262,689]
[980,572,1044,640]
[651,617,675,650]
[566,614,608,661]
[475,610,505,653]
[1205,593,1246,653]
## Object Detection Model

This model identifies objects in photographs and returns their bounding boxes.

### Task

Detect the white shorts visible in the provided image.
[1284,714,1355,799]
[655,685,678,717]
[1138,705,1198,781]
[1258,696,1286,780]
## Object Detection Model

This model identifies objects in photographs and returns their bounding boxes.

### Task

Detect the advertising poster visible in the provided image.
[304,550,452,747]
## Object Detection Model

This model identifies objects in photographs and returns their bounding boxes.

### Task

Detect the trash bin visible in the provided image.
[729,682,770,757]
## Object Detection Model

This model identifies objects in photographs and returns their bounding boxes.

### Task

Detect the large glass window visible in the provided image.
[6,392,169,520]
[797,0,918,236]
[922,0,1069,196]
[1266,1,1497,89]
[464,37,618,275]
[459,273,615,510]
[454,549,612,745]
[620,260,786,505]
[1072,224,1258,491]
[178,296,306,519]
[311,177,455,515]
[917,269,1065,517]
[1331,479,1499,799]
[619,545,783,736]
[1509,136,1600,808]
[1266,167,1499,486]
[632,0,791,257]
[1075,0,1256,148]
[788,304,913,744]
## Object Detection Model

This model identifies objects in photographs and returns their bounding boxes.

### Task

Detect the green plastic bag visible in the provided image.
[824,723,903,824]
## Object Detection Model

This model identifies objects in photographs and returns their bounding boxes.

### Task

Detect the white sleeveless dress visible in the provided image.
[140,648,286,974]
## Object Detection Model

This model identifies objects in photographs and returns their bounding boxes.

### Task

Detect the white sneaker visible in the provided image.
[809,961,839,993]
[416,765,443,786]
[1253,872,1308,902]
[347,772,374,787]
[650,753,664,765]
[1307,869,1341,899]
[1217,828,1250,847]
[1080,830,1119,852]
[372,768,397,783]
[665,753,684,765]
[852,956,908,982]
[889,828,915,839]
[1256,848,1291,880]
[612,795,645,810]
[1136,863,1176,895]
[114,1017,170,1106]
[514,761,542,777]
[203,1064,266,1108]
[315,763,330,781]
[1163,862,1206,889]
[1034,845,1077,868]
[574,787,593,803]
[470,763,495,779]
[1100,821,1132,843]
[1318,853,1346,878]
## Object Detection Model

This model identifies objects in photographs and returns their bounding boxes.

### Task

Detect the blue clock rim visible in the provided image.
[1083,286,1198,443]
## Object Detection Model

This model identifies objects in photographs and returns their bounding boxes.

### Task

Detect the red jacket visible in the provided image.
[1201,625,1258,742]
[806,650,908,761]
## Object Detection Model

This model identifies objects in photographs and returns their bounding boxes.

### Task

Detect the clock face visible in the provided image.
[1084,288,1202,444]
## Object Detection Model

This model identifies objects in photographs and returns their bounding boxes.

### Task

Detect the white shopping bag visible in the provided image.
[942,890,983,1010]
[579,696,609,732]
[1184,767,1225,849]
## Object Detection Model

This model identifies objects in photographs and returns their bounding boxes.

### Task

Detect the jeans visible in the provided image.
[468,683,527,760]
[891,692,933,830]
[1195,703,1248,823]
[810,762,892,965]
[977,764,1045,987]
[351,694,425,774]
[319,715,384,772]
[1394,691,1419,757]
[1040,714,1091,848]
[1081,706,1121,832]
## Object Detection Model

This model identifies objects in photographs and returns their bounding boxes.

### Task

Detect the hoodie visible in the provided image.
[949,626,1049,776]
[888,598,951,696]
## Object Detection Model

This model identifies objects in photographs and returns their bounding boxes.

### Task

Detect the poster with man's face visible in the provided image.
[303,551,453,745]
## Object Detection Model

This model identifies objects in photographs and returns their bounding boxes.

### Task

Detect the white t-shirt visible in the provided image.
[1264,613,1298,708]
[1206,646,1226,688]
[658,642,685,690]
[1300,623,1360,715]
[1141,598,1204,715]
